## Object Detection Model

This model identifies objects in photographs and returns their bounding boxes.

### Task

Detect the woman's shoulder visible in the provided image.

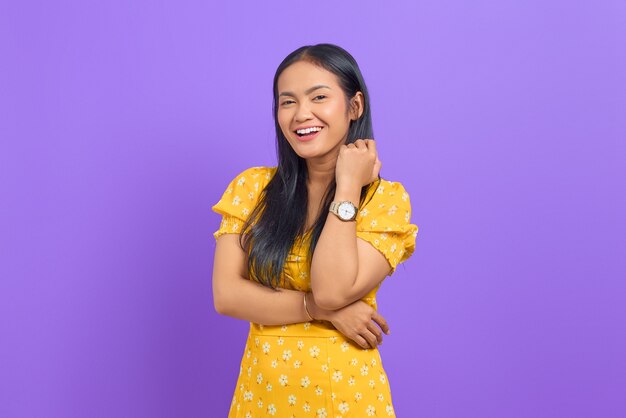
[365,176,412,203]
[212,165,277,219]
[357,176,415,230]
[223,165,278,192]
[232,165,277,181]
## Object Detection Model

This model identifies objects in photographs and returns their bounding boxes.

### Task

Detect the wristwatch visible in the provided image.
[329,200,358,221]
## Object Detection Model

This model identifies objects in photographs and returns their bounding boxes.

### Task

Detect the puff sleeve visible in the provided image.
[355,180,419,276]
[211,166,275,240]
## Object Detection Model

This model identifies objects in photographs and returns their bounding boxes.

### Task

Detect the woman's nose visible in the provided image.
[294,103,313,122]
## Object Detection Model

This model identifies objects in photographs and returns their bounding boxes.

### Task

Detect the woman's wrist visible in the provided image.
[305,292,332,321]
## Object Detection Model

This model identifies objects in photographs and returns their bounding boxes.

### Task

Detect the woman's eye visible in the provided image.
[314,95,326,100]
[281,100,295,106]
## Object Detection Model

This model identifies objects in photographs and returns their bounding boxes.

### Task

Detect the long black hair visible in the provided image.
[239,43,381,289]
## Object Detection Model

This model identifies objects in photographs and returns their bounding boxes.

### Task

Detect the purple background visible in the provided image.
[1,1,625,417]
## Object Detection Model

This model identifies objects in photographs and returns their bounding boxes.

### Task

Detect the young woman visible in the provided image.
[211,43,418,418]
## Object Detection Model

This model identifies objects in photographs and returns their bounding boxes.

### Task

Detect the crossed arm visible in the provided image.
[212,182,392,323]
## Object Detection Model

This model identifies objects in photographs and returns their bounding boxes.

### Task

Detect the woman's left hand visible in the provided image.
[335,139,381,189]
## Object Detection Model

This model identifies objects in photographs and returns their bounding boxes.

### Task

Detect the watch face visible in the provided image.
[338,202,356,220]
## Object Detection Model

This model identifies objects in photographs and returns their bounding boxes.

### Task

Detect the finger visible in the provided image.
[371,310,390,335]
[361,329,379,349]
[366,139,377,154]
[353,139,367,149]
[366,321,383,345]
[353,334,370,350]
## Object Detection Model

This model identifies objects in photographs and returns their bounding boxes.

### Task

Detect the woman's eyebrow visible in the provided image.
[279,84,331,97]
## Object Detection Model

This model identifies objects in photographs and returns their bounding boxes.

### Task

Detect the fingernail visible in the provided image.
[386,330,391,335]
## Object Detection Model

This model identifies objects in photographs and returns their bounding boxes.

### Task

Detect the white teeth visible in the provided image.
[296,127,322,135]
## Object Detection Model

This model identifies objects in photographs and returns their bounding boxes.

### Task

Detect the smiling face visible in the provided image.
[276,60,363,161]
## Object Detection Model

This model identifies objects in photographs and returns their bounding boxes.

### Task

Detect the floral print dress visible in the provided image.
[212,166,418,417]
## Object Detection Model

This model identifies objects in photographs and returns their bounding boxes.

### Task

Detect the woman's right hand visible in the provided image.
[309,294,390,349]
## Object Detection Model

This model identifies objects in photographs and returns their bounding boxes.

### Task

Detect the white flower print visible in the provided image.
[350,358,358,366]
[243,391,253,401]
[332,370,343,382]
[280,325,288,332]
[390,243,397,254]
[265,382,272,391]
[309,346,320,358]
[242,207,249,216]
[237,177,246,186]
[303,402,311,412]
[232,195,241,206]
[267,403,277,415]
[386,404,395,415]
[339,402,350,413]
[297,340,304,350]
[252,357,258,365]
[371,358,378,367]
[348,376,356,386]
[282,349,292,361]
[379,373,387,384]
[254,337,260,347]
[366,405,376,416]
[300,376,310,388]
[360,365,369,376]
[378,393,385,402]
[321,363,329,372]
[314,385,323,396]
[247,191,254,200]
[329,336,337,343]
[387,204,398,215]
[257,399,263,408]
[293,360,302,368]
[316,407,327,417]
[377,185,385,194]
[277,337,285,346]
[278,374,288,386]
[245,412,252,418]
[303,322,311,330]
[262,342,271,354]
[340,342,350,352]
[288,394,296,406]
[369,379,376,388]
[271,359,278,368]
[256,373,263,384]
[360,208,369,217]
[355,392,363,402]
[370,219,378,228]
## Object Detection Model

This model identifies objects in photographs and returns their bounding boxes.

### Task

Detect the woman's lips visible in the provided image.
[296,128,322,142]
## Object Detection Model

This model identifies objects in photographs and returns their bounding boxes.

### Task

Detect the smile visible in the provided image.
[294,127,323,142]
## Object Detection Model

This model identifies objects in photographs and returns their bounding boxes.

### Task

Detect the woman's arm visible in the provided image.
[310,140,392,310]
[212,234,332,325]
[213,233,389,348]
[309,181,361,305]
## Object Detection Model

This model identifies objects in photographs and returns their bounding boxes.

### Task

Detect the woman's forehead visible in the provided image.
[277,61,340,94]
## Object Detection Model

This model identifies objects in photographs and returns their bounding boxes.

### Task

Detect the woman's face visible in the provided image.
[276,60,362,160]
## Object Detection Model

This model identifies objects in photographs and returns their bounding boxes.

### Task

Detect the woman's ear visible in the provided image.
[350,92,364,120]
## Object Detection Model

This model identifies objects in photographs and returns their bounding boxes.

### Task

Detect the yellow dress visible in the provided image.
[212,166,418,418]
